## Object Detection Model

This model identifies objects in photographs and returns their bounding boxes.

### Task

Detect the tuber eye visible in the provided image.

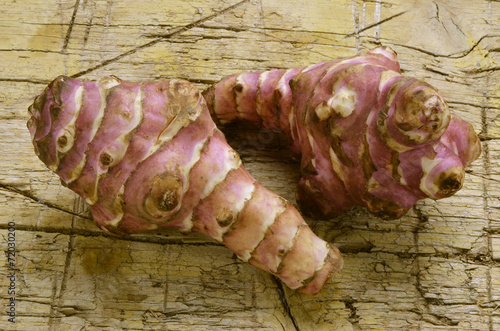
[234,83,244,93]
[100,153,113,166]
[55,129,75,154]
[420,160,465,200]
[216,208,234,227]
[159,190,178,211]
[438,175,462,197]
[57,135,68,148]
[172,80,190,96]
[143,173,183,218]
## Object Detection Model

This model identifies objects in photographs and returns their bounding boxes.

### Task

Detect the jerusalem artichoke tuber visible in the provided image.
[27,75,343,295]
[203,47,481,219]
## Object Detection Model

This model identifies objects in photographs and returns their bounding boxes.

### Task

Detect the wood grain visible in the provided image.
[0,0,499,329]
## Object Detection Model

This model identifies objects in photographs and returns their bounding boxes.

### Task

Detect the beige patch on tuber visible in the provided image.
[370,47,398,63]
[98,75,121,90]
[200,149,241,199]
[315,86,357,121]
[329,147,345,182]
[378,70,401,94]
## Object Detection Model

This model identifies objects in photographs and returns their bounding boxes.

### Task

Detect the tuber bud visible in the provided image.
[203,47,481,219]
[27,76,343,295]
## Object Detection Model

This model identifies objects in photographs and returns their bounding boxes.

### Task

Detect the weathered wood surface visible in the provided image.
[0,0,499,329]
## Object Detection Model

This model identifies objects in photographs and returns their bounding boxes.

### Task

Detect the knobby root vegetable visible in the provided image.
[27,75,343,295]
[203,47,482,219]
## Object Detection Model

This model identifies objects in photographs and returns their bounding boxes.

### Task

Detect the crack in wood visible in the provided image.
[274,277,300,331]
[350,1,361,52]
[147,24,250,37]
[480,72,495,331]
[343,296,360,326]
[411,205,429,321]
[345,11,407,39]
[397,34,500,59]
[162,246,170,314]
[0,223,225,247]
[373,0,381,41]
[0,77,52,84]
[62,0,81,51]
[7,219,496,263]
[463,66,500,74]
[48,197,81,327]
[0,183,91,220]
[83,16,93,46]
[70,0,251,78]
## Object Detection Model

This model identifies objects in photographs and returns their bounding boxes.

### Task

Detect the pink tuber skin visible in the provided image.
[27,76,343,295]
[203,47,482,219]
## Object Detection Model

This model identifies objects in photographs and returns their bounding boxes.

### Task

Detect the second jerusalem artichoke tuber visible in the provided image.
[203,47,482,219]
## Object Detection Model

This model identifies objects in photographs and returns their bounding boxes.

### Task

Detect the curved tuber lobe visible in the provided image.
[203,47,482,219]
[27,76,343,295]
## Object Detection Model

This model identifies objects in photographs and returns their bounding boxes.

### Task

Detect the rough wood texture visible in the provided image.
[0,0,498,329]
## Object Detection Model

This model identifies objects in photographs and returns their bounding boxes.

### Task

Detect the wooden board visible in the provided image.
[0,0,499,329]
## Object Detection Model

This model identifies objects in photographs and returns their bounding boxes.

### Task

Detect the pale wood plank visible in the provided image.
[0,0,498,330]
